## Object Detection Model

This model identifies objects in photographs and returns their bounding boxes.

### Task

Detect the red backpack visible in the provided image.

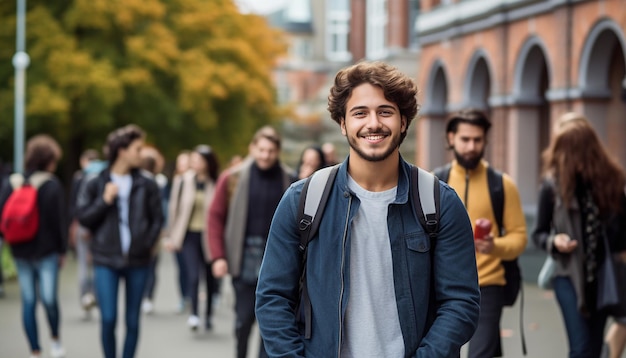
[1,172,51,244]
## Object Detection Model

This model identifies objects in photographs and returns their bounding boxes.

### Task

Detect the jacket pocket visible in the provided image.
[405,232,430,253]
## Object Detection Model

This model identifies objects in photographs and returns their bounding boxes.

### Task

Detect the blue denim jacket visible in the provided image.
[256,157,479,357]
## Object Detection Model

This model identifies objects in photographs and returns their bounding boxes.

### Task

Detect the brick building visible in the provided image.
[416,0,626,210]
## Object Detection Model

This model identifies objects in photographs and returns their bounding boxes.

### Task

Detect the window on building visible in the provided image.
[326,0,351,62]
[290,38,313,60]
[366,0,388,59]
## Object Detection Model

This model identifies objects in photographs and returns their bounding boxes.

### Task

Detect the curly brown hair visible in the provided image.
[327,61,419,143]
[542,112,626,216]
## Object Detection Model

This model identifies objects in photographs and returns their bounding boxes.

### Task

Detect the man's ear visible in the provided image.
[340,118,347,136]
[401,116,407,133]
[446,132,455,148]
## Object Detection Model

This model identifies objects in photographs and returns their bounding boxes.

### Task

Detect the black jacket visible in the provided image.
[77,169,163,268]
[0,173,68,260]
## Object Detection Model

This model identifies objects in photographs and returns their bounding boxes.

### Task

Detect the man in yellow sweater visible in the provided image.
[437,109,527,358]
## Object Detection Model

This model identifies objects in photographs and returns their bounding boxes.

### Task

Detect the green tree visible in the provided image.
[0,0,286,178]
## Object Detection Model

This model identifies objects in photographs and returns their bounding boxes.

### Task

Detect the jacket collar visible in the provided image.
[335,155,411,205]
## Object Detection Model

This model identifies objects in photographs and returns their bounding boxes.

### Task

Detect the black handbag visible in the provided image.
[597,232,626,317]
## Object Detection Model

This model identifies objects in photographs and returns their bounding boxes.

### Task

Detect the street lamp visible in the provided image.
[13,0,28,174]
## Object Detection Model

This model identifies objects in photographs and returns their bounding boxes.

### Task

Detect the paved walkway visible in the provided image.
[0,251,261,358]
[0,249,619,357]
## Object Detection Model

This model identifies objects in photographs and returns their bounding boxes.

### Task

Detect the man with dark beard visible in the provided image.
[435,109,527,358]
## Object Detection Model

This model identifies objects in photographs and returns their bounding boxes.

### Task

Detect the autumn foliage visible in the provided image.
[0,0,286,172]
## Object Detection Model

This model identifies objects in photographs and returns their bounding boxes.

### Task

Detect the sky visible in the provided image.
[235,0,290,14]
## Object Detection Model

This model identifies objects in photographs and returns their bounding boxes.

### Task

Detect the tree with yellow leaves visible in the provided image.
[0,0,286,175]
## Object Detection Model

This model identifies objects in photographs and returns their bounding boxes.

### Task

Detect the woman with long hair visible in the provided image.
[167,150,191,313]
[532,113,626,357]
[165,145,219,331]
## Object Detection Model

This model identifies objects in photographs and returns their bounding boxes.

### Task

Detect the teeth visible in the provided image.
[365,135,385,140]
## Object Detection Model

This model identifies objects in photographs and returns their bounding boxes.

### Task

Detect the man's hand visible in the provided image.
[163,239,178,252]
[212,258,228,278]
[103,182,119,205]
[474,234,495,254]
[554,233,577,253]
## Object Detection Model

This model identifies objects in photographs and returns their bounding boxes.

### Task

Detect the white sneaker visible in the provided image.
[142,299,154,314]
[187,315,200,331]
[50,340,66,358]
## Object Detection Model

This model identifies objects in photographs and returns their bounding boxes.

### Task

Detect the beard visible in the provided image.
[347,130,401,162]
[453,148,484,170]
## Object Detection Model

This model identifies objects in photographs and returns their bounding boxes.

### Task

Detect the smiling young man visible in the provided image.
[256,62,480,357]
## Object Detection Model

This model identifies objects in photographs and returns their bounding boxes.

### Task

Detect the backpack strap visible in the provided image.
[411,166,440,239]
[486,166,504,236]
[486,166,526,355]
[296,165,339,339]
[9,173,25,189]
[10,172,52,190]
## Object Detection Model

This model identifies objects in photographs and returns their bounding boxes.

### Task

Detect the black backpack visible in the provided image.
[434,163,526,355]
[296,164,440,339]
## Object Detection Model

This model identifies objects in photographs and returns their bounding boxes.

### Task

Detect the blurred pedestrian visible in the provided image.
[296,145,327,180]
[321,142,339,165]
[0,135,68,358]
[164,145,220,331]
[139,145,168,315]
[434,109,527,358]
[166,150,192,313]
[209,126,294,358]
[69,149,105,318]
[532,113,626,358]
[77,125,163,358]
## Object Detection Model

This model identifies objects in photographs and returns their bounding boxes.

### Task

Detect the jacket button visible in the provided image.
[419,244,425,250]
[343,191,349,198]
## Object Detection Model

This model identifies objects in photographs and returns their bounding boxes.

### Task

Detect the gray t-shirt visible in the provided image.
[110,173,132,255]
[340,175,404,358]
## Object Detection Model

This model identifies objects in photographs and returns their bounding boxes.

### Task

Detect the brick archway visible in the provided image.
[417,59,449,168]
[463,49,493,112]
[509,36,551,207]
[577,18,626,169]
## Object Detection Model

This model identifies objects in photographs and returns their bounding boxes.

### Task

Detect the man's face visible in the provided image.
[119,139,144,169]
[251,137,280,170]
[447,123,486,170]
[340,83,406,163]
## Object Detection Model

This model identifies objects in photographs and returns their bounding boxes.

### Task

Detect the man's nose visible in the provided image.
[366,111,382,129]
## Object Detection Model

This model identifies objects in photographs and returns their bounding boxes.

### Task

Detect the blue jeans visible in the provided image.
[553,276,608,358]
[14,253,61,352]
[174,251,188,300]
[95,265,149,358]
